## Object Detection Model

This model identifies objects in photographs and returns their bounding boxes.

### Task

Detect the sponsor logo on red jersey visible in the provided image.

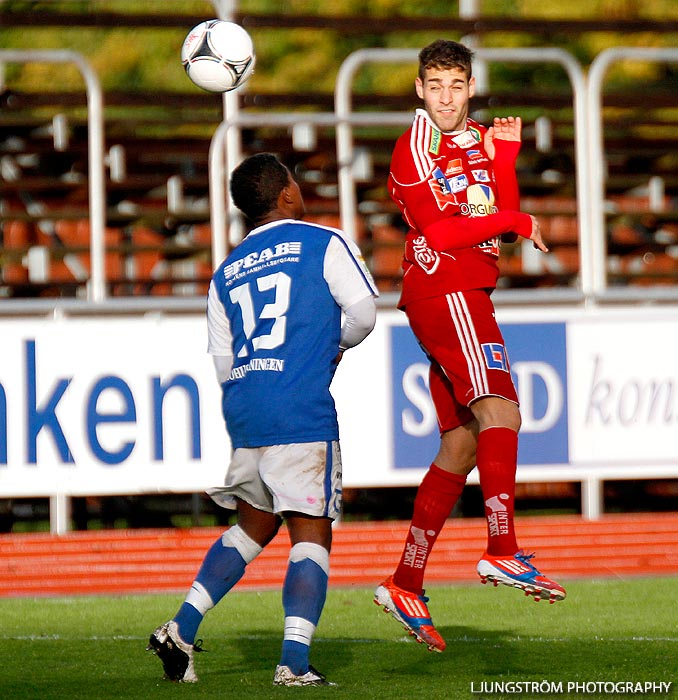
[429,129,442,155]
[433,166,451,195]
[452,130,478,149]
[410,235,440,274]
[482,343,510,372]
[445,158,464,176]
[450,174,469,193]
[429,168,460,210]
[468,125,482,143]
[461,184,499,217]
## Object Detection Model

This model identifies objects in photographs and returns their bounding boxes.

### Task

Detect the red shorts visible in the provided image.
[405,289,518,433]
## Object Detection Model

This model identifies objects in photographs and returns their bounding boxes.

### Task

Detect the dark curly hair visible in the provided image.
[229,152,290,223]
[418,39,474,81]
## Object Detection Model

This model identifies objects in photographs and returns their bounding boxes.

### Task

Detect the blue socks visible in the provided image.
[174,525,262,644]
[279,542,330,676]
[171,527,331,677]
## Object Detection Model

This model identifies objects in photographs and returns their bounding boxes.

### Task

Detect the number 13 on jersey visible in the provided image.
[228,272,292,358]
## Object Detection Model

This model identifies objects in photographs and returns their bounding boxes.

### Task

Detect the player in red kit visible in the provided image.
[374,39,566,653]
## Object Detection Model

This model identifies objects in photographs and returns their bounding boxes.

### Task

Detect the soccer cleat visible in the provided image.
[477,551,566,603]
[273,665,335,686]
[147,620,202,683]
[374,575,446,652]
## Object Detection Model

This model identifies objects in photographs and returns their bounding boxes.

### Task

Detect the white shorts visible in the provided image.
[207,441,342,520]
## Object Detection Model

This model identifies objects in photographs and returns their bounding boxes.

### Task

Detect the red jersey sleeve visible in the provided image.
[492,138,522,243]
[389,114,530,253]
[492,138,521,211]
[423,210,532,252]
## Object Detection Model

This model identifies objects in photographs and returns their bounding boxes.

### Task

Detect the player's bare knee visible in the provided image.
[471,396,521,432]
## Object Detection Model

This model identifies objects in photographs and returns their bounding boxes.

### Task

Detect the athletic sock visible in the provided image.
[279,542,329,676]
[173,525,262,644]
[476,426,519,556]
[392,464,466,594]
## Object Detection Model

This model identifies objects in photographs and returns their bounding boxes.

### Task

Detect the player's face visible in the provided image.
[415,66,475,133]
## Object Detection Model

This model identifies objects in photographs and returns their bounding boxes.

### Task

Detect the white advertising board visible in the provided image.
[336,304,678,486]
[0,316,229,497]
[1,305,677,498]
[567,313,678,464]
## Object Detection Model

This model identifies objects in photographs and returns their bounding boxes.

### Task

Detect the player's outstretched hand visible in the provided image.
[494,116,522,141]
[484,116,522,160]
[529,215,549,253]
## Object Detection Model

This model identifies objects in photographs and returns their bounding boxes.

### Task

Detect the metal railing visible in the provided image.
[334,47,591,291]
[0,50,106,302]
[587,46,678,300]
[208,111,414,266]
[4,46,676,305]
[3,43,678,530]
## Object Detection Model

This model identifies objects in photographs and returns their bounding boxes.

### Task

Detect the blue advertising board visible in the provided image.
[390,322,569,469]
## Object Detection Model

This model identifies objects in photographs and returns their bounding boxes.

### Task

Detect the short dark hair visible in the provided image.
[229,152,290,222]
[418,39,474,81]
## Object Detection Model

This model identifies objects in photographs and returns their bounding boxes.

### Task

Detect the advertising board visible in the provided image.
[1,306,677,498]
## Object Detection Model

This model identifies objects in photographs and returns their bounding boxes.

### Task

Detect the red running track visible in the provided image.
[1,513,678,598]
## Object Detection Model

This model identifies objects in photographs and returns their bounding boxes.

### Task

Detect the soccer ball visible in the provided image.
[181,19,255,93]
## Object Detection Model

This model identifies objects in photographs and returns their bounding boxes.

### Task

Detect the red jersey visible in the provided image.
[389,110,530,307]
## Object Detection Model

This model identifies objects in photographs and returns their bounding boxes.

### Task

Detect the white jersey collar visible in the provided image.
[247,218,299,237]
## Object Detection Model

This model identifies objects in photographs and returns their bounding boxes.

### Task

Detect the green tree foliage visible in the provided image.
[0,0,676,96]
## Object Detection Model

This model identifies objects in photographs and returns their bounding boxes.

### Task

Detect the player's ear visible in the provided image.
[279,185,298,213]
[468,75,476,99]
[415,76,424,99]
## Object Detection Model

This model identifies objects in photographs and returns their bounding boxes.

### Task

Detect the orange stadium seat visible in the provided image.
[617,250,678,286]
[540,214,579,245]
[46,220,123,284]
[126,225,171,296]
[1,220,31,284]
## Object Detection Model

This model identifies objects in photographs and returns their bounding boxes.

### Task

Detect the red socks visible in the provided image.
[476,426,519,556]
[393,464,466,594]
[392,427,519,593]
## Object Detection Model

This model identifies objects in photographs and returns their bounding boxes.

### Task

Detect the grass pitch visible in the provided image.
[0,578,676,700]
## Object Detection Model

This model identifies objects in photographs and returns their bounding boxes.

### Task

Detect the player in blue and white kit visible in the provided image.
[148,153,378,687]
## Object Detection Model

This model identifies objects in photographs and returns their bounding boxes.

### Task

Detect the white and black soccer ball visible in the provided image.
[181,19,255,93]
